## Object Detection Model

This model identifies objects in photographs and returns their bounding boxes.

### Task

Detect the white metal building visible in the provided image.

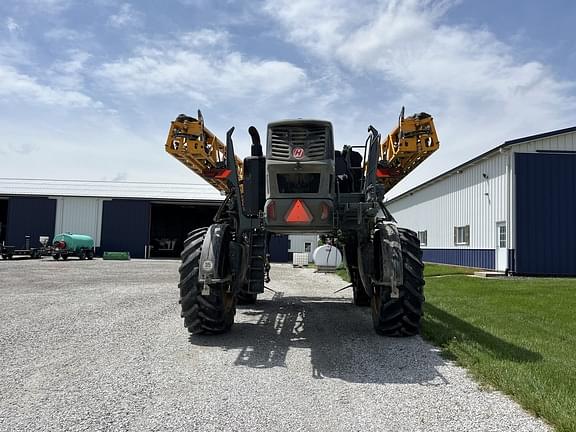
[386,126,576,275]
[288,234,319,261]
[0,178,317,262]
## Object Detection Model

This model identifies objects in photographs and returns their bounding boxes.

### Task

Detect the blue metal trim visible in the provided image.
[100,200,150,259]
[269,235,290,262]
[515,153,576,275]
[423,249,495,269]
[6,197,57,248]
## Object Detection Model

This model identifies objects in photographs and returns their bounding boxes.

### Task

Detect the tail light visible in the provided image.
[320,202,330,220]
[285,199,313,223]
[267,200,276,220]
[55,241,66,249]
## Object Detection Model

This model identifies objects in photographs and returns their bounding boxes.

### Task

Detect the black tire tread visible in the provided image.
[350,269,370,306]
[178,227,235,335]
[372,228,425,337]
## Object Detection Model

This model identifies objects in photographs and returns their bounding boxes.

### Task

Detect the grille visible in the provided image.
[270,126,328,160]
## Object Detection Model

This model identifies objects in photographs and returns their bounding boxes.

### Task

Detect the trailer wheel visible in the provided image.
[350,269,370,306]
[371,228,425,337]
[179,226,236,335]
[87,251,94,260]
[53,254,60,260]
[79,250,87,260]
[1,255,6,260]
[61,254,68,260]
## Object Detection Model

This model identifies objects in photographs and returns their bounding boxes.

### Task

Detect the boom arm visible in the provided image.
[377,109,439,191]
[166,108,439,194]
[165,111,243,193]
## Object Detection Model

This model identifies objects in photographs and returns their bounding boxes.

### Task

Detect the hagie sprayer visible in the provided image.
[165,108,439,337]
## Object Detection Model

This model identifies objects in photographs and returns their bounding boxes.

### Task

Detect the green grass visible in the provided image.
[335,263,576,430]
[335,265,350,282]
[424,262,476,277]
[422,266,576,432]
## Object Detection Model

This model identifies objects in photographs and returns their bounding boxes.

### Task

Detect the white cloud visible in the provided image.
[5,17,21,34]
[108,3,144,28]
[97,30,308,102]
[45,28,91,41]
[48,50,92,89]
[16,0,72,14]
[264,0,576,196]
[0,64,100,108]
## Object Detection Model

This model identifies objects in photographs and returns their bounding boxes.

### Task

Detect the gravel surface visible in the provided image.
[0,258,550,431]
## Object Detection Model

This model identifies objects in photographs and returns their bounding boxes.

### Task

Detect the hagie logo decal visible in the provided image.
[292,147,305,159]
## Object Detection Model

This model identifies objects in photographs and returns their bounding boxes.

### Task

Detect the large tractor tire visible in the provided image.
[178,227,236,335]
[237,290,257,305]
[371,228,425,337]
[350,269,370,306]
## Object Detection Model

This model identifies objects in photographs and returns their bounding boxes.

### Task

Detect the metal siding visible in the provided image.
[100,200,150,259]
[387,130,576,267]
[288,234,318,261]
[6,197,57,247]
[423,249,495,269]
[0,179,223,202]
[387,152,508,252]
[55,197,103,247]
[515,153,576,275]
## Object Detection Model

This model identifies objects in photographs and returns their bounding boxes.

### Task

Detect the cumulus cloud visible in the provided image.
[5,17,21,34]
[0,64,100,108]
[48,50,92,89]
[16,0,72,14]
[107,3,144,28]
[264,0,576,195]
[97,30,308,102]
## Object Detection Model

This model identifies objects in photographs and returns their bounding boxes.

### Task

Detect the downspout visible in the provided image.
[506,150,512,274]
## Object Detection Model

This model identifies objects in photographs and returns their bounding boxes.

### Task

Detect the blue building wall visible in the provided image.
[100,200,150,258]
[269,235,290,262]
[423,248,495,269]
[515,153,576,275]
[6,197,57,248]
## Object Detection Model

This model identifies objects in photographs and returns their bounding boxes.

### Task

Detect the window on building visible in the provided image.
[454,225,470,246]
[304,242,312,253]
[498,225,506,248]
[417,230,427,246]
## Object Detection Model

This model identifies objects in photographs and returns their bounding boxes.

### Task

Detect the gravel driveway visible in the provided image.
[0,259,549,431]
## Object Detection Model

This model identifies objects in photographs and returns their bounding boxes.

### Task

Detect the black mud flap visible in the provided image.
[357,223,404,298]
[374,223,404,298]
[198,224,232,293]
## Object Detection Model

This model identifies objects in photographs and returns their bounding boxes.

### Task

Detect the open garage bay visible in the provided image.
[0,260,548,431]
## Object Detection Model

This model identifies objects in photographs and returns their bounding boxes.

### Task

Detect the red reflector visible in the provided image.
[215,169,232,179]
[377,167,392,178]
[285,199,313,223]
[267,200,276,220]
[203,168,232,179]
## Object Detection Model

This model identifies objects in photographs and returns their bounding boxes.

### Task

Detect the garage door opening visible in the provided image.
[0,199,7,244]
[149,203,218,258]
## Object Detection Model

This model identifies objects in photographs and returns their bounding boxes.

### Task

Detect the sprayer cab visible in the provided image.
[263,119,335,234]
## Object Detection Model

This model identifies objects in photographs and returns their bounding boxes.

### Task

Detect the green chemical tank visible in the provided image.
[52,233,95,260]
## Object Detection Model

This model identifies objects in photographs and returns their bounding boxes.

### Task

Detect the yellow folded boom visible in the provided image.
[377,110,439,191]
[165,112,243,193]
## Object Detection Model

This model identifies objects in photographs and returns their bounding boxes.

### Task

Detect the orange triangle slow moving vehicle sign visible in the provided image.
[285,199,313,223]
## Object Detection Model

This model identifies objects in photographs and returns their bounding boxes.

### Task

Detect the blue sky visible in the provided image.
[1,0,575,197]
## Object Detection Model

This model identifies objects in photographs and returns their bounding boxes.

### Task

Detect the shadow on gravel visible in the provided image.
[189,293,450,385]
[423,304,542,363]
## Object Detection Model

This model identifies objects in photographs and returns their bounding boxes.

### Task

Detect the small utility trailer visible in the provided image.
[1,236,48,260]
